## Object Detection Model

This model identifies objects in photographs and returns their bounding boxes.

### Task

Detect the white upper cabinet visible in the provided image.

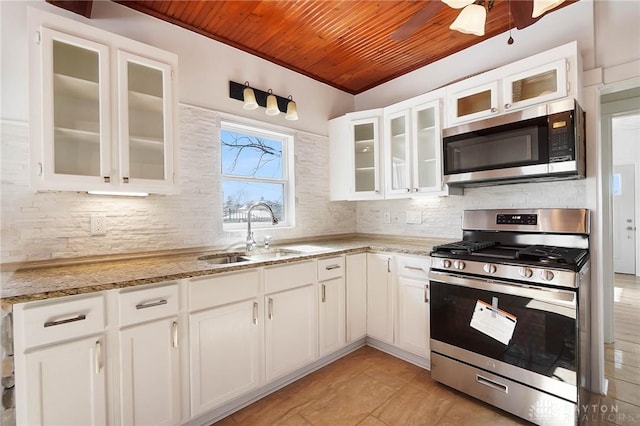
[29,9,178,194]
[329,109,384,200]
[384,92,452,198]
[446,42,580,127]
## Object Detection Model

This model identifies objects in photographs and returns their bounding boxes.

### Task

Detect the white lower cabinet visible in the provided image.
[346,253,367,342]
[318,256,346,356]
[14,294,108,426]
[188,270,261,416]
[22,335,108,426]
[366,253,394,344]
[395,255,431,359]
[118,283,180,426]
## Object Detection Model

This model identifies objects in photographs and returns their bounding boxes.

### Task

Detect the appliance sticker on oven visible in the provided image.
[470,299,517,345]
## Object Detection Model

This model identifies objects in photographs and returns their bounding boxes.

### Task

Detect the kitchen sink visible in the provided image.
[196,248,301,265]
[196,254,252,265]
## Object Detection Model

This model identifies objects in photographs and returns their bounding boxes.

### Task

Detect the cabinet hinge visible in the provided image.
[35,30,41,45]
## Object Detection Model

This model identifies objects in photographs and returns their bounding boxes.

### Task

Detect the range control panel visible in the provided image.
[496,214,538,225]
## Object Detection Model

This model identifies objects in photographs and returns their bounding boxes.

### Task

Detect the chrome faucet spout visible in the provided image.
[246,201,279,251]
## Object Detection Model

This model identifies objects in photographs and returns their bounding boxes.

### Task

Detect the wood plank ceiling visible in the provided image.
[54,0,577,94]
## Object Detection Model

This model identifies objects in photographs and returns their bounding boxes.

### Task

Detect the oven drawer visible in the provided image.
[431,353,576,426]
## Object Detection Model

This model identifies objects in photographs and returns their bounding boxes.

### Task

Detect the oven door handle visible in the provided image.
[428,270,576,306]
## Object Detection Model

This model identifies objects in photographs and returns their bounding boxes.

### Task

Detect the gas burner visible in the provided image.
[517,245,587,265]
[433,241,496,255]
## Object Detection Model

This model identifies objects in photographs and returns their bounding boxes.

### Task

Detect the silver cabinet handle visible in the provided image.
[490,107,498,113]
[387,258,391,273]
[424,284,429,303]
[172,321,178,348]
[268,297,273,320]
[325,264,341,270]
[322,284,326,303]
[136,299,167,310]
[404,265,424,271]
[476,374,508,393]
[252,302,258,325]
[95,340,103,374]
[504,103,511,109]
[122,177,129,183]
[44,314,86,328]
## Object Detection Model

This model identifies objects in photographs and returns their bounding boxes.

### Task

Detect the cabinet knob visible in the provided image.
[504,103,511,109]
[491,107,498,113]
[122,177,129,184]
[103,176,111,183]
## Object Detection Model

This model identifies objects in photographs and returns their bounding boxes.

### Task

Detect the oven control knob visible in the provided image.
[440,259,452,268]
[454,260,466,270]
[540,270,555,281]
[518,267,533,278]
[483,263,497,274]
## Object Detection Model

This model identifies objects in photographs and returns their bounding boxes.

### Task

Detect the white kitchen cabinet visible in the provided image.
[395,255,431,359]
[118,283,180,426]
[13,294,107,426]
[317,256,346,356]
[329,109,384,200]
[366,253,394,344]
[384,92,454,198]
[29,10,178,194]
[346,253,367,342]
[264,261,317,381]
[446,43,579,127]
[188,270,261,416]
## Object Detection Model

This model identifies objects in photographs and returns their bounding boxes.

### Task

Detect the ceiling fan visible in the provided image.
[390,0,566,41]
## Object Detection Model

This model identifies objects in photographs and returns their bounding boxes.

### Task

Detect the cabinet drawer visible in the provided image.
[119,282,179,327]
[396,255,430,280]
[17,293,105,349]
[264,260,316,294]
[189,269,260,311]
[317,256,345,281]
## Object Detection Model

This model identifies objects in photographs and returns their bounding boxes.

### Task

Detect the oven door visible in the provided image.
[429,270,578,402]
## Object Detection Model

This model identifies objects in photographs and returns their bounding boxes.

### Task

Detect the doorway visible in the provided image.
[613,162,636,274]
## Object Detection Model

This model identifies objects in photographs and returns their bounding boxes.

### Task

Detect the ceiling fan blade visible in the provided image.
[391,1,444,41]
[510,0,541,30]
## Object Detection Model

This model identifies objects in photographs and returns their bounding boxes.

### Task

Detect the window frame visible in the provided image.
[220,120,295,231]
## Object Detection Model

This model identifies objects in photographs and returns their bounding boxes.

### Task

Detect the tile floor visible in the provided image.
[214,274,640,426]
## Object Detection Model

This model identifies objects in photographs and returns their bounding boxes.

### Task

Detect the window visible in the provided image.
[221,121,294,229]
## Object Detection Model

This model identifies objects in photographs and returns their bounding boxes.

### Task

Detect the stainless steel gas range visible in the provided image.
[429,208,590,426]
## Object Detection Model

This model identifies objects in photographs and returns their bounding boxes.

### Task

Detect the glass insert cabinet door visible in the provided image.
[503,59,568,110]
[117,51,173,185]
[351,118,380,196]
[41,28,111,182]
[412,101,440,191]
[386,111,410,194]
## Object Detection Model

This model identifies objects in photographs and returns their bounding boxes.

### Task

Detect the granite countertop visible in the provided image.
[0,235,451,305]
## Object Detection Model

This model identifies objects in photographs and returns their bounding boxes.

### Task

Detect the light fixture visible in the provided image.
[441,0,475,9]
[242,81,258,110]
[229,81,300,120]
[87,191,149,197]
[532,0,565,18]
[265,89,280,116]
[285,96,298,121]
[449,3,487,36]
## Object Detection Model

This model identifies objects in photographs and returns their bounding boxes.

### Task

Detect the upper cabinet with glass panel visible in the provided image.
[29,9,178,194]
[446,42,579,127]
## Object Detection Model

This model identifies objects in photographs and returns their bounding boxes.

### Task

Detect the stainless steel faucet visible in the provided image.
[246,201,279,251]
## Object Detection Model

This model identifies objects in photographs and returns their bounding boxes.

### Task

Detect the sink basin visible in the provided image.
[196,249,301,265]
[196,254,251,265]
[242,249,301,262]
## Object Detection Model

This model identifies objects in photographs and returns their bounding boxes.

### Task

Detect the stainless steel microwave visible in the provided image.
[443,98,586,187]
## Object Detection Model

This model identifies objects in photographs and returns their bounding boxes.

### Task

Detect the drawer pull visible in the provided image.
[404,265,425,271]
[321,284,326,303]
[252,302,258,325]
[44,314,87,328]
[424,284,429,303]
[135,299,168,310]
[172,321,178,349]
[268,297,274,320]
[325,264,341,271]
[476,374,508,393]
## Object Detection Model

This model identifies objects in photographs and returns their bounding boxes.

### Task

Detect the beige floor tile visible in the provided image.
[298,372,396,426]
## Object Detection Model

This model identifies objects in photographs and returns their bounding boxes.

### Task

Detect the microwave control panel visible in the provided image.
[548,110,575,162]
